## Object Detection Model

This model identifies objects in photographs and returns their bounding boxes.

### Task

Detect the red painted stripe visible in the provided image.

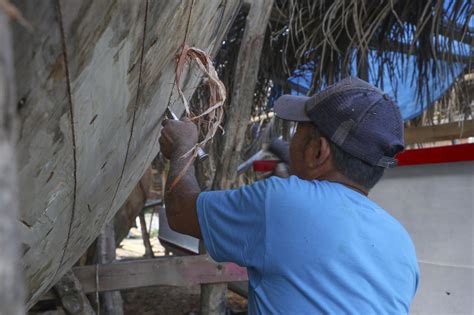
[252,143,474,172]
[253,160,279,172]
[396,143,474,166]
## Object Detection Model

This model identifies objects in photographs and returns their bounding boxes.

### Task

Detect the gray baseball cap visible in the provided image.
[274,77,404,168]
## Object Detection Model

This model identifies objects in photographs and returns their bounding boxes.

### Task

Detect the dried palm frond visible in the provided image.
[260,0,472,118]
[175,45,226,156]
[169,45,227,191]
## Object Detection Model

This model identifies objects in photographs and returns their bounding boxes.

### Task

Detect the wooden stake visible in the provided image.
[97,220,123,315]
[138,211,155,258]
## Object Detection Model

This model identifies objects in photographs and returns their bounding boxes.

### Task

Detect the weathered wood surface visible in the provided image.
[212,0,274,189]
[404,120,474,144]
[138,211,155,258]
[11,0,241,308]
[73,255,248,293]
[202,1,274,313]
[0,9,25,315]
[97,220,123,315]
[113,167,152,245]
[53,270,95,315]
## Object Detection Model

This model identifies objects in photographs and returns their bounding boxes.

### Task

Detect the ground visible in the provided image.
[117,223,248,315]
[122,285,247,315]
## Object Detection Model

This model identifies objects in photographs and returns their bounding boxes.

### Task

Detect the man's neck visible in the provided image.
[319,171,369,196]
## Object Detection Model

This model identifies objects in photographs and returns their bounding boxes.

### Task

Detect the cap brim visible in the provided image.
[274,95,311,122]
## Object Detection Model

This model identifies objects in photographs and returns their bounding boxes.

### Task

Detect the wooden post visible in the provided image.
[0,9,25,315]
[138,211,155,258]
[97,220,123,315]
[212,0,275,190]
[54,270,95,315]
[201,1,274,314]
[199,242,227,315]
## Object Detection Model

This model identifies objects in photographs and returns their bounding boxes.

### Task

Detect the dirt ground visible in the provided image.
[122,285,247,315]
[117,227,248,314]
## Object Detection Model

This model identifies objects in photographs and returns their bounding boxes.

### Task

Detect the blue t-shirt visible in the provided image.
[197,176,419,314]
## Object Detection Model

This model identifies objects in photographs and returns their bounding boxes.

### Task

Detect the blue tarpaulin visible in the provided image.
[287,57,468,121]
[285,36,471,121]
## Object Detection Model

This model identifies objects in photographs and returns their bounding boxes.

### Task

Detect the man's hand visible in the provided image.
[159,119,198,160]
[159,118,202,239]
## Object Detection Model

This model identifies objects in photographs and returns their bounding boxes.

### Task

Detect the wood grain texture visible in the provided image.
[213,0,274,190]
[0,9,25,315]
[11,0,241,308]
[97,220,123,315]
[404,120,474,144]
[202,2,273,312]
[53,270,95,315]
[73,255,248,293]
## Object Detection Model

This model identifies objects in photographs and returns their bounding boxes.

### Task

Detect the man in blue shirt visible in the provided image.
[159,77,419,314]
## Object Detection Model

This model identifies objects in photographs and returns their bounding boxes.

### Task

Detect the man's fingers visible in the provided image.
[160,130,174,144]
[162,118,171,126]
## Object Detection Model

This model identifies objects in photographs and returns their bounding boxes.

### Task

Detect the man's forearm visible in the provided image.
[165,151,202,239]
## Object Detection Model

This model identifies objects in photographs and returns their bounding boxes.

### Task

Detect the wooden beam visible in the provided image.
[72,255,247,294]
[369,39,472,65]
[0,9,25,315]
[404,120,474,145]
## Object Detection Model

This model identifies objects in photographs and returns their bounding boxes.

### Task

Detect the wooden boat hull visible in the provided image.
[11,0,239,307]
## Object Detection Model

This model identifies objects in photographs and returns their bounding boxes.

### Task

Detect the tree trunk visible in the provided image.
[97,220,123,315]
[212,0,275,190]
[0,9,25,315]
[201,1,274,314]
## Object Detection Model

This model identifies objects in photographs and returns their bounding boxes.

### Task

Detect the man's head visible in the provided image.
[275,77,404,191]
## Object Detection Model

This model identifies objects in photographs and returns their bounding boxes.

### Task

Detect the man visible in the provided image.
[159,77,419,314]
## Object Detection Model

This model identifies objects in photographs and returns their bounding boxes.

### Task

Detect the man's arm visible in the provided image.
[159,119,202,239]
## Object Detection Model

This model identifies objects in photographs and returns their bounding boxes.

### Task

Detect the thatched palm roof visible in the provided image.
[195,0,472,163]
[255,0,473,123]
[263,0,471,86]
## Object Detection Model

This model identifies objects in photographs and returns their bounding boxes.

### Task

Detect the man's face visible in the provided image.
[289,122,316,179]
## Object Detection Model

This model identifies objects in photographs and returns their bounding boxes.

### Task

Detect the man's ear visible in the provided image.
[317,136,331,166]
[304,136,326,169]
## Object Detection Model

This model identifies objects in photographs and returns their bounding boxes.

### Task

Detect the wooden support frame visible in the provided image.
[404,120,474,144]
[72,255,247,294]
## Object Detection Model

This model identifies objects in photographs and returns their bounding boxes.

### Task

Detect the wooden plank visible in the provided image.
[0,8,25,315]
[73,255,248,293]
[404,120,474,145]
[12,0,77,306]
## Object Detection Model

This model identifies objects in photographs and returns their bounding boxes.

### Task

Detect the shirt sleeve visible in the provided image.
[196,178,268,269]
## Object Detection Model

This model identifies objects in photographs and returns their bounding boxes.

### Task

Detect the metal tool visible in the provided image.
[166,108,208,161]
